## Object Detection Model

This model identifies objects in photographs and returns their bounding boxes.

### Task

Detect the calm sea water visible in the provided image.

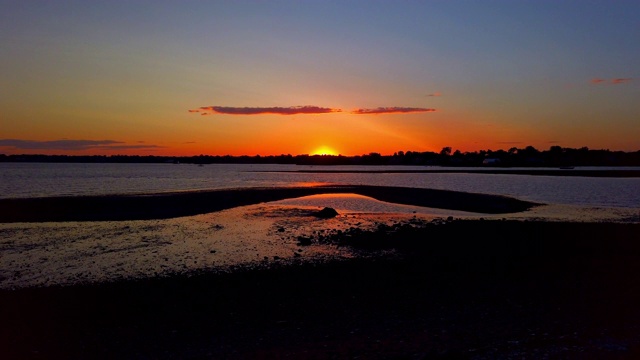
[1,163,639,208]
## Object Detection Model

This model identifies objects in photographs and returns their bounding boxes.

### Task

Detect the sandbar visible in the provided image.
[0,185,537,222]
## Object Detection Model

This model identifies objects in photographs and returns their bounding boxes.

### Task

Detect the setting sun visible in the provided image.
[311,146,338,156]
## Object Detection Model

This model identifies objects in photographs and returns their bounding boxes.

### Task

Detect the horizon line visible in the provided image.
[2,145,639,159]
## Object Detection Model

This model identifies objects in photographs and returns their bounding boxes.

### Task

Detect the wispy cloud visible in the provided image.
[611,78,633,85]
[590,77,633,85]
[94,145,164,150]
[427,92,442,97]
[189,106,342,115]
[0,139,163,151]
[350,107,436,115]
[496,141,523,144]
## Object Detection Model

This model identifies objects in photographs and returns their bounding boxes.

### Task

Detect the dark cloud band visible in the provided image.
[188,105,437,116]
[190,106,342,115]
[0,139,162,151]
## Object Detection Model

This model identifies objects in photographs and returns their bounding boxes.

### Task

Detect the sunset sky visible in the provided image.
[1,1,638,156]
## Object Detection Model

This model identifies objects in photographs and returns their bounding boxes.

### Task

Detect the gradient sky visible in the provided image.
[1,1,638,156]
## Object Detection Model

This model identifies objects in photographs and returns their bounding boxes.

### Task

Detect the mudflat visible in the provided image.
[2,219,640,359]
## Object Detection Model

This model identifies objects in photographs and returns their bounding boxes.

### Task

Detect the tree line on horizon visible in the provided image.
[1,146,639,167]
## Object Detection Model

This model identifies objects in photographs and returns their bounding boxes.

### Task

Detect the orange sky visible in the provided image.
[1,2,638,156]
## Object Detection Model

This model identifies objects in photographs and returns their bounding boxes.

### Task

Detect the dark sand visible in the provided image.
[0,185,537,223]
[2,220,640,359]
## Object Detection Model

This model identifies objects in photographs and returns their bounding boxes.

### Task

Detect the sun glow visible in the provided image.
[311,146,338,156]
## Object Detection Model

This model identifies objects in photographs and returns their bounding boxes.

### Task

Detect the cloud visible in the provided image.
[189,106,342,115]
[189,105,438,116]
[350,107,436,115]
[496,141,523,144]
[612,78,632,84]
[590,77,633,85]
[427,92,442,97]
[94,145,164,150]
[0,139,162,151]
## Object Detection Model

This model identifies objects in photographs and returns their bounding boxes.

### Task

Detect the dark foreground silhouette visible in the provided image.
[2,220,640,359]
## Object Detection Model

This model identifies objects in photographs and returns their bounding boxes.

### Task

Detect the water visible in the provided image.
[1,163,639,208]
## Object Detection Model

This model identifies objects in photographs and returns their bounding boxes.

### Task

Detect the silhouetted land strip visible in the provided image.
[0,185,536,222]
[2,220,640,358]
[2,145,640,166]
[262,169,640,177]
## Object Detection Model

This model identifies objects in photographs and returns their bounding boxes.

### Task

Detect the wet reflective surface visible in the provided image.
[2,163,640,208]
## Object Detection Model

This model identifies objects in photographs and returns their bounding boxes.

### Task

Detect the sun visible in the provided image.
[311,146,338,156]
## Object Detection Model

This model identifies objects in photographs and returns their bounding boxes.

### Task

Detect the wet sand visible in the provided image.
[2,220,640,359]
[1,187,640,358]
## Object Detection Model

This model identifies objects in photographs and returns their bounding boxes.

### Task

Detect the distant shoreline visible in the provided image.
[0,185,537,223]
[2,145,640,167]
[258,169,640,177]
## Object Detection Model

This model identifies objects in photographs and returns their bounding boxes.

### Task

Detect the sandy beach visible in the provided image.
[1,186,640,359]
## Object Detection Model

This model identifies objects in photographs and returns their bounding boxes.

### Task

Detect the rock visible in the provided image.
[277,227,285,232]
[314,207,339,218]
[297,236,313,246]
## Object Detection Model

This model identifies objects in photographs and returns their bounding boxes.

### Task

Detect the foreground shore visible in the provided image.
[2,219,640,359]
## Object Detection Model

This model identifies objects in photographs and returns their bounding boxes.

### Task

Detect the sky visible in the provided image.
[1,1,639,156]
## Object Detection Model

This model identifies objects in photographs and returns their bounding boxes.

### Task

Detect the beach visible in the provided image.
[1,186,640,358]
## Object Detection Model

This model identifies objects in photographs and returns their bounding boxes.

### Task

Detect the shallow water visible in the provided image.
[1,163,639,208]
